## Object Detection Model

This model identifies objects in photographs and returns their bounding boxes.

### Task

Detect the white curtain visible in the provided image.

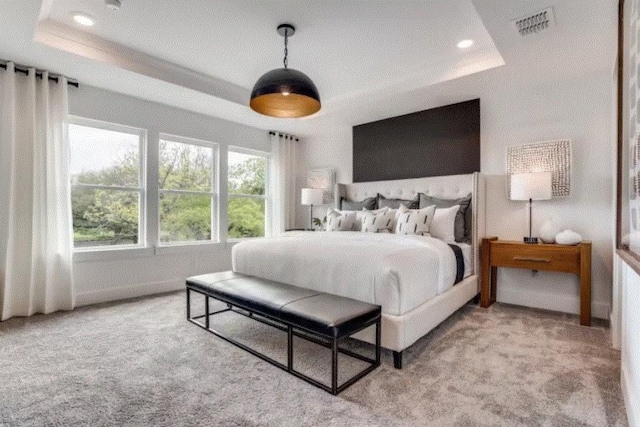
[0,62,75,321]
[270,132,297,235]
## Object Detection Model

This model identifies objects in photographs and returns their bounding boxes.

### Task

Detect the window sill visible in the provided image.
[73,241,228,262]
[154,242,225,255]
[74,246,154,263]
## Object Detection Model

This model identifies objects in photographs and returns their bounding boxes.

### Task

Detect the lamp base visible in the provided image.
[523,236,539,244]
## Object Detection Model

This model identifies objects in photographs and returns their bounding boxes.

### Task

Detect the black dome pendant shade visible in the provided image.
[250,24,321,118]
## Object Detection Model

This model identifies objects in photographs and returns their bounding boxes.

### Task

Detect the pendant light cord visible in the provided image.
[283,29,289,69]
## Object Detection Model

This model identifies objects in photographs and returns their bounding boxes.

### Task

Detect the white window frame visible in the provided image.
[157,133,220,246]
[227,146,271,241]
[68,116,147,253]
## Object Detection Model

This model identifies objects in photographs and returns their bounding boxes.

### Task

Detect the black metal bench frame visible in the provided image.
[186,286,381,395]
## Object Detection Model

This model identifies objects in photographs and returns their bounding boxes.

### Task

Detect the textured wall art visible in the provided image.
[507,139,572,198]
[307,168,335,205]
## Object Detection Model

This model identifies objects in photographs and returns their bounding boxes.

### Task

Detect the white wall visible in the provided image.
[619,258,640,427]
[69,86,269,305]
[298,64,615,319]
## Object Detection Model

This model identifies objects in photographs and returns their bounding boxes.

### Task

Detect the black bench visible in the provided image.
[186,271,381,395]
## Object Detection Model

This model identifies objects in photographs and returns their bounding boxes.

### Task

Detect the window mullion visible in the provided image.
[212,146,219,242]
[139,129,148,248]
[219,147,229,243]
[147,130,160,248]
[158,188,213,197]
[265,155,271,238]
[72,183,142,192]
[228,194,266,200]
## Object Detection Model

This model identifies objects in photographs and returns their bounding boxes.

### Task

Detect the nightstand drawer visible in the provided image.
[490,243,580,273]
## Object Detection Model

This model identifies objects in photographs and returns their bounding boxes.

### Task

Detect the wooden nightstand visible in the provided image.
[480,237,592,326]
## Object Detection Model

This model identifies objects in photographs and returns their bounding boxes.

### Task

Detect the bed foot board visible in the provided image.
[393,351,403,369]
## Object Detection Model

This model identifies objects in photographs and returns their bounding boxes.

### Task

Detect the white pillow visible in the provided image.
[360,207,390,223]
[332,208,365,230]
[430,205,459,243]
[389,208,401,231]
[361,207,395,233]
[395,205,436,236]
[326,209,359,231]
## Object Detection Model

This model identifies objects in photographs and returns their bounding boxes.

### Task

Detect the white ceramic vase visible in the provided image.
[539,217,561,244]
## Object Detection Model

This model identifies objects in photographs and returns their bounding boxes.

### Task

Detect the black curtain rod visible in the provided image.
[269,131,299,141]
[0,62,79,88]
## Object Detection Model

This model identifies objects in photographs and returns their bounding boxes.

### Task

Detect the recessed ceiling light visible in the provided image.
[72,12,95,27]
[457,39,474,49]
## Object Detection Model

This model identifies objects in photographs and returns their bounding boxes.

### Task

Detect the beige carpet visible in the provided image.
[0,291,627,426]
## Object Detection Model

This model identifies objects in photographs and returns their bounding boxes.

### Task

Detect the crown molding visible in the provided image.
[34,19,250,106]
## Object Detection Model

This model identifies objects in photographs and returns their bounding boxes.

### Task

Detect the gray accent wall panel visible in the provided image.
[352,99,480,182]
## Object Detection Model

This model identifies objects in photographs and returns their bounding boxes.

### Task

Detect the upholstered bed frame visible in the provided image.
[335,172,486,363]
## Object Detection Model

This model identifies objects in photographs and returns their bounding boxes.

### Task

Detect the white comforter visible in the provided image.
[231,231,457,316]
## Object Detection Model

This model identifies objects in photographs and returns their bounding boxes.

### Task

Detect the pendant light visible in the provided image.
[250,24,321,118]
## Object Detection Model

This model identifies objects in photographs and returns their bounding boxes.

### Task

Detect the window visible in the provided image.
[70,115,265,252]
[228,149,269,239]
[158,135,218,244]
[69,119,146,249]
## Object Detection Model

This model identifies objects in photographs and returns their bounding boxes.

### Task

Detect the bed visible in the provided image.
[232,172,486,367]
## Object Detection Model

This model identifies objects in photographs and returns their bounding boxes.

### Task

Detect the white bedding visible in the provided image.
[231,231,464,316]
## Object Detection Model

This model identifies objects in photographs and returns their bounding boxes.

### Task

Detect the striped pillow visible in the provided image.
[361,208,394,233]
[395,205,436,236]
[326,209,358,231]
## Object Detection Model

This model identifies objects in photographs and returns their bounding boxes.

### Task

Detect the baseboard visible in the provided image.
[611,309,621,350]
[622,363,639,427]
[497,287,609,320]
[75,279,184,307]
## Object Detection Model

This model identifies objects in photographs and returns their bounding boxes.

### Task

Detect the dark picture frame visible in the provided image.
[616,0,640,274]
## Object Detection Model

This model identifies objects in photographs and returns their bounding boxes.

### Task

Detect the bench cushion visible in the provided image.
[186,272,381,338]
[280,293,381,338]
[187,271,319,320]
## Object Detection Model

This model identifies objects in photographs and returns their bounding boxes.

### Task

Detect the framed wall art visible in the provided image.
[307,168,335,205]
[507,139,572,198]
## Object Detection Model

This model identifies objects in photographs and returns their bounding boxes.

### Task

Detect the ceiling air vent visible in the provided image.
[512,7,555,36]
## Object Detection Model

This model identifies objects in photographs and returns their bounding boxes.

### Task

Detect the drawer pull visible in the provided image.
[513,256,551,263]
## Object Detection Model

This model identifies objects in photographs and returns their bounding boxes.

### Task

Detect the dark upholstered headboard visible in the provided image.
[352,99,480,183]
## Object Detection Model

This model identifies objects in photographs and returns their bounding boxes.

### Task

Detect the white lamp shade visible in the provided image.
[301,188,323,205]
[510,172,552,201]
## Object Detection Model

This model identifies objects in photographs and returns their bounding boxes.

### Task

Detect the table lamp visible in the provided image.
[510,172,552,243]
[301,188,323,231]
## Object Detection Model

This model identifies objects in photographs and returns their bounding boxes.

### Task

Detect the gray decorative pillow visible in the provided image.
[377,193,419,209]
[419,193,472,243]
[395,205,436,236]
[326,209,358,231]
[341,197,377,211]
[361,208,395,233]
